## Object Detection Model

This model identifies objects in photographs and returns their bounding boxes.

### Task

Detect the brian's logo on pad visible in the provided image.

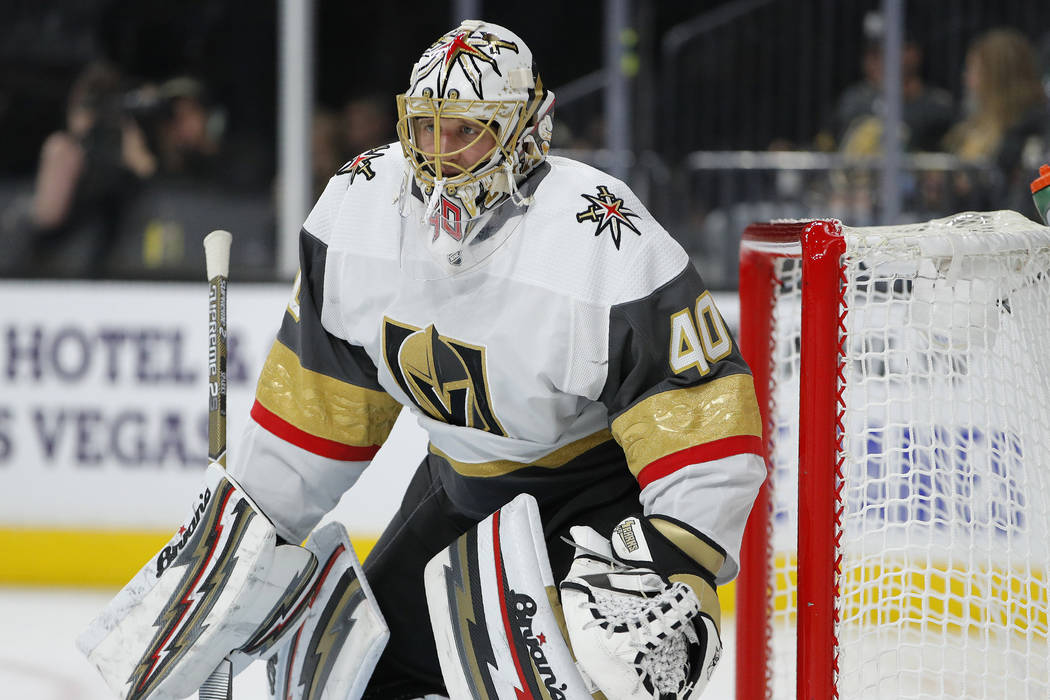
[156,487,212,577]
[382,317,505,436]
[508,590,565,699]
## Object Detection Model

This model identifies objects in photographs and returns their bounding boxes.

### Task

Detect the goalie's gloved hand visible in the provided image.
[559,516,724,700]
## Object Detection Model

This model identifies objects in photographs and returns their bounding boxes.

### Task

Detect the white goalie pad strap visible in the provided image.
[424,493,598,700]
[76,463,317,700]
[265,521,389,700]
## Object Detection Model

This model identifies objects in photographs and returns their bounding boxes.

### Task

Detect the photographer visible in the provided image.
[23,61,156,277]
[126,75,270,193]
[125,77,223,184]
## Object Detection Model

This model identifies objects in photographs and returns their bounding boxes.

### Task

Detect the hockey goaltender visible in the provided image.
[77,19,765,700]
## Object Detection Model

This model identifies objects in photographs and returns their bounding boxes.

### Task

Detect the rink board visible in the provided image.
[0,280,426,587]
[0,280,740,591]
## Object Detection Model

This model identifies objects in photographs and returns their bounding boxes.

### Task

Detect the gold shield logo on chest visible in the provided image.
[382,317,506,436]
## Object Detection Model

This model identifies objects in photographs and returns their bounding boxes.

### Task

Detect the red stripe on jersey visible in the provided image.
[635,435,764,489]
[250,400,381,461]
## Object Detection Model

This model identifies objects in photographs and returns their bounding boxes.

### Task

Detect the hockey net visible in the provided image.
[735,211,1050,700]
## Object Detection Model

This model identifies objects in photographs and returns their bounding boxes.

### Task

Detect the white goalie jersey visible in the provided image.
[230,145,766,584]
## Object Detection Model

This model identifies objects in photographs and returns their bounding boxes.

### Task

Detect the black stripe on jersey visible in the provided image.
[430,438,638,522]
[599,262,752,422]
[277,227,385,393]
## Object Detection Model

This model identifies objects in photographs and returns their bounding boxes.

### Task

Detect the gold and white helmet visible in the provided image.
[396,20,555,233]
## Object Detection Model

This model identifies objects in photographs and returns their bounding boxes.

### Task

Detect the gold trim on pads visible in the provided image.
[650,517,726,576]
[670,572,722,633]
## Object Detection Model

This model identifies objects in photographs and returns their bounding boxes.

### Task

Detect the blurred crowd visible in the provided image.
[687,18,1050,291]
[1,13,1049,285]
[0,63,264,278]
[0,62,395,280]
[812,19,1050,223]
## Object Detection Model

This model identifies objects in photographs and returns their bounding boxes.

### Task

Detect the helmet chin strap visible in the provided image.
[422,177,447,224]
[416,150,531,230]
[501,158,533,207]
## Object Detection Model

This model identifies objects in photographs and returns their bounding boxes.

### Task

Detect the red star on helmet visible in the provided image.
[441,32,488,68]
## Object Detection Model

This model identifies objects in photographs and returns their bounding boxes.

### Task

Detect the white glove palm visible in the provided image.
[559,522,721,700]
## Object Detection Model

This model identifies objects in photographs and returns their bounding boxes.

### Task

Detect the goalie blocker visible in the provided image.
[77,464,321,700]
[266,521,388,700]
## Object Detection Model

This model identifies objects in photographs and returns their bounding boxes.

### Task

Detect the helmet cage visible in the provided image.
[396,85,544,199]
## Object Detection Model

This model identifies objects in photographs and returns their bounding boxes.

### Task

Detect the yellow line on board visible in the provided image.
[0,528,746,616]
[768,553,1048,635]
[0,529,379,588]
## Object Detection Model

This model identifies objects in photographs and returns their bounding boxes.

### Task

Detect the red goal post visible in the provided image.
[735,213,1050,700]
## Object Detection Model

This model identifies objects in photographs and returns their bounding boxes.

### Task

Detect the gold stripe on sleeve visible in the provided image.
[610,373,761,476]
[430,430,614,478]
[255,340,403,447]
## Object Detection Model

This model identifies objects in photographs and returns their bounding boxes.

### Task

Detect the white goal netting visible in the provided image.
[751,211,1050,700]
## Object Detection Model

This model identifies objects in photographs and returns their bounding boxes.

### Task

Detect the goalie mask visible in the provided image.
[395,20,555,276]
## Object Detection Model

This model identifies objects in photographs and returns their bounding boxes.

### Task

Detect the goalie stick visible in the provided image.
[200,229,234,700]
[77,229,322,700]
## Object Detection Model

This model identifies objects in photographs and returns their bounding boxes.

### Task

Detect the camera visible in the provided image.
[122,87,175,128]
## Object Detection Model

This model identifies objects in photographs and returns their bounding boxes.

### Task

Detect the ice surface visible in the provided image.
[0,587,740,699]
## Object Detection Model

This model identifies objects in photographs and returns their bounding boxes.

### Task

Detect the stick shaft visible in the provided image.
[204,230,233,468]
[207,274,228,466]
[202,230,234,700]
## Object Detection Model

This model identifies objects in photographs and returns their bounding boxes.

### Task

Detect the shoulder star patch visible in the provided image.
[337,145,389,184]
[575,185,641,249]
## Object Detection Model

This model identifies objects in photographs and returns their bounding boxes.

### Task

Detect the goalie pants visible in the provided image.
[360,452,642,700]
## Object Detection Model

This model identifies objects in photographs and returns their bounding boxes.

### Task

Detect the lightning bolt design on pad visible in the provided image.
[238,553,319,657]
[126,480,257,700]
[297,572,363,700]
[446,528,500,699]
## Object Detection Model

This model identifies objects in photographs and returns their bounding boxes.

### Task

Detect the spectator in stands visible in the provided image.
[339,94,395,160]
[1039,30,1050,92]
[133,75,270,193]
[16,61,156,277]
[312,107,343,198]
[807,13,956,224]
[822,12,955,155]
[942,28,1049,218]
[1040,30,1050,160]
[144,77,224,182]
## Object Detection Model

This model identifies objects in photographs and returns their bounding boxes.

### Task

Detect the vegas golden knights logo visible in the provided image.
[382,317,505,436]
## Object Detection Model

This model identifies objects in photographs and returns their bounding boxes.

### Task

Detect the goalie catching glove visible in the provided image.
[559,515,724,700]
